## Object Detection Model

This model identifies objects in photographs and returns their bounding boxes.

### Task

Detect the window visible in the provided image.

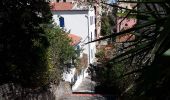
[63,0,66,2]
[56,0,59,2]
[90,16,93,25]
[76,45,81,57]
[95,29,97,39]
[91,32,92,41]
[59,17,64,27]
[91,49,93,59]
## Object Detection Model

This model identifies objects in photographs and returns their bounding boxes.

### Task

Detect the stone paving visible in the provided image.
[60,74,117,100]
[60,94,114,100]
[72,76,96,93]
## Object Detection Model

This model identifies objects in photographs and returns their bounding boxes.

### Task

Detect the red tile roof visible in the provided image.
[68,34,81,46]
[50,2,73,11]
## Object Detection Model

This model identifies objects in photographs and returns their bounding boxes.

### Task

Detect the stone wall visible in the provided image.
[0,81,72,100]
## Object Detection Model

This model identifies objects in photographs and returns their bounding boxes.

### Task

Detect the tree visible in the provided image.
[45,26,75,84]
[101,13,115,36]
[0,0,75,88]
[0,0,52,87]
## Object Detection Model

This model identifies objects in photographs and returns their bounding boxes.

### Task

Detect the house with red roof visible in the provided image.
[115,1,137,53]
[116,18,136,42]
[68,34,82,46]
[50,2,97,89]
[51,2,96,66]
[116,2,137,43]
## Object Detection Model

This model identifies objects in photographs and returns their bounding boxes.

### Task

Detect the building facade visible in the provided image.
[51,2,96,66]
[116,1,137,42]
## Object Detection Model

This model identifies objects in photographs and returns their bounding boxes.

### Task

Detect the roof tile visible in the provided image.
[50,2,73,11]
[68,34,81,46]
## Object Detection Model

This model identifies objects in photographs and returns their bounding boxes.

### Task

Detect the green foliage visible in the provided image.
[42,26,76,85]
[95,62,126,94]
[101,13,115,36]
[116,12,136,18]
[0,0,75,88]
[46,26,75,66]
[95,50,105,59]
[89,0,170,99]
[0,0,52,88]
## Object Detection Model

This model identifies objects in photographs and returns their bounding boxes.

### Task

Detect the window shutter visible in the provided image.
[59,17,65,27]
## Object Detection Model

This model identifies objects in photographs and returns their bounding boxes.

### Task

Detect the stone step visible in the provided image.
[60,93,117,100]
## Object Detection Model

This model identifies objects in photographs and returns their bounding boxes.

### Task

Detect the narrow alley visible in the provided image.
[60,70,117,100]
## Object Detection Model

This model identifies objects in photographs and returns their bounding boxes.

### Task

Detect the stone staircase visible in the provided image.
[60,93,117,100]
[60,74,117,100]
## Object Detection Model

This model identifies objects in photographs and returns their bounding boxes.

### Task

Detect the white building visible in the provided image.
[51,2,96,65]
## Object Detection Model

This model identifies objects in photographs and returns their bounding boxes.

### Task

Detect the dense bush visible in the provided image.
[0,0,75,88]
[45,26,75,84]
[94,61,130,95]
[101,13,115,36]
[91,0,170,99]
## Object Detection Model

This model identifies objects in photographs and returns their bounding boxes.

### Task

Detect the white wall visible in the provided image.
[88,9,96,64]
[62,68,76,82]
[52,9,96,65]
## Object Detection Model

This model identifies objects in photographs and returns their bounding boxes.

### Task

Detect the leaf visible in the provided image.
[109,42,153,62]
[85,17,166,44]
[151,16,170,58]
[137,14,152,20]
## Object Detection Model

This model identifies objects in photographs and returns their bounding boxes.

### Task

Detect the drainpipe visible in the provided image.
[85,14,91,66]
[86,12,93,92]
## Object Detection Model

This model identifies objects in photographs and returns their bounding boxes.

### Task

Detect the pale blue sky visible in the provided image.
[108,0,116,4]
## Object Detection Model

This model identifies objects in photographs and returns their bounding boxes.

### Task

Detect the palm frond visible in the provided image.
[85,17,166,44]
[109,42,153,62]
